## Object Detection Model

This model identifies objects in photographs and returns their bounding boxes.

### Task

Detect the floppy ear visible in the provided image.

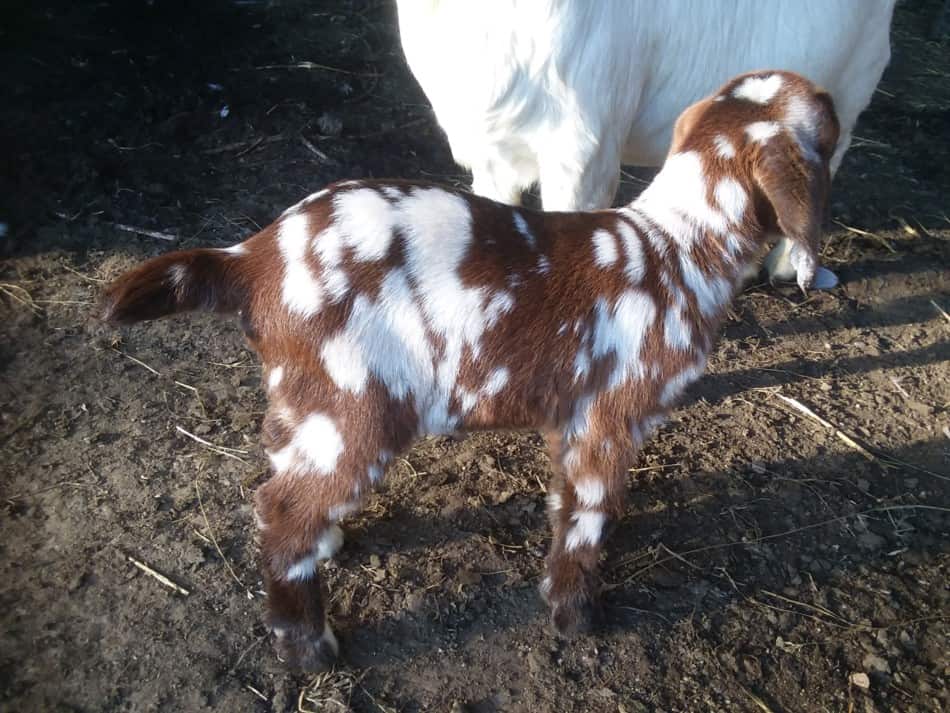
[752,138,831,291]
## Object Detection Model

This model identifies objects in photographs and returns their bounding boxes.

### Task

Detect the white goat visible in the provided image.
[397,0,897,286]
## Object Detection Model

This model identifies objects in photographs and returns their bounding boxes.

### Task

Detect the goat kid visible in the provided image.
[100,71,839,671]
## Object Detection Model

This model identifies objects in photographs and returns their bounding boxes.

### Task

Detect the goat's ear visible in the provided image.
[753,89,839,292]
[752,138,828,291]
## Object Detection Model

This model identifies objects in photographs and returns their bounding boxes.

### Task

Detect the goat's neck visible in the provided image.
[623,199,765,329]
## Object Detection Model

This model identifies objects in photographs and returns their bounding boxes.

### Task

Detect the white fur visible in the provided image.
[592,229,619,267]
[397,0,895,282]
[267,366,284,391]
[732,74,783,104]
[296,414,345,475]
[714,135,736,159]
[316,524,344,560]
[745,121,782,144]
[591,290,657,388]
[332,188,397,261]
[285,525,344,581]
[278,212,323,317]
[573,479,606,508]
[565,511,606,551]
[321,332,369,394]
[482,366,510,396]
[168,264,188,288]
[638,152,728,238]
[513,211,536,249]
[663,300,693,351]
[547,492,563,512]
[269,413,344,476]
[328,501,361,522]
[714,179,748,225]
[678,252,733,318]
[616,223,647,281]
[485,291,515,327]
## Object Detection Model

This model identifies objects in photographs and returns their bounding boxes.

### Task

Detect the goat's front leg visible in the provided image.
[542,424,636,636]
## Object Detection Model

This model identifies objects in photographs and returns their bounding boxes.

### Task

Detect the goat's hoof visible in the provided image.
[550,597,597,638]
[273,623,339,672]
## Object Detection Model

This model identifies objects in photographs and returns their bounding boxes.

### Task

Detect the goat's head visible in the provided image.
[670,70,840,292]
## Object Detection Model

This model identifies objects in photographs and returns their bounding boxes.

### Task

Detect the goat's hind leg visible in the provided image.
[255,440,394,670]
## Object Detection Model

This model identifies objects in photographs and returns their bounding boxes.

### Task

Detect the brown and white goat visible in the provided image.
[100,71,839,671]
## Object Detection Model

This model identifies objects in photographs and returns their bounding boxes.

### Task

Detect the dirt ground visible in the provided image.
[1,1,948,711]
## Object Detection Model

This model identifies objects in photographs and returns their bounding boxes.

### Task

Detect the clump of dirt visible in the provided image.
[1,1,948,711]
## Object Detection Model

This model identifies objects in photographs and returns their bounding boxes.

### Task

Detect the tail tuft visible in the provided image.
[99,248,247,325]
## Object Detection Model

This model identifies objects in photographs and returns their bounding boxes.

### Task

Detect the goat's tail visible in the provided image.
[99,247,249,325]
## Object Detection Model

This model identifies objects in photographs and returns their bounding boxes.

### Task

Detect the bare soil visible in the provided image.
[1,1,948,711]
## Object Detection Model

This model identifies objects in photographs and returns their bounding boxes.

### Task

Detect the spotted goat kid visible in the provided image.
[100,71,839,670]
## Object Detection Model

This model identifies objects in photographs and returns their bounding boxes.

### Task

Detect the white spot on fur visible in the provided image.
[321,332,369,394]
[565,394,595,440]
[784,95,821,162]
[615,219,646,282]
[485,291,515,327]
[285,556,318,581]
[482,367,509,397]
[563,448,580,469]
[679,253,734,317]
[328,501,360,522]
[663,301,692,351]
[660,363,706,407]
[557,322,568,336]
[168,264,187,288]
[574,479,605,508]
[539,575,552,597]
[591,290,657,388]
[592,229,619,267]
[513,211,536,249]
[547,492,562,512]
[284,526,343,581]
[457,387,478,413]
[221,243,247,256]
[368,464,384,483]
[573,346,591,383]
[270,413,344,476]
[267,446,295,474]
[295,414,344,475]
[714,135,736,159]
[278,212,323,317]
[565,511,606,551]
[332,188,396,262]
[745,121,782,144]
[267,366,284,391]
[733,74,783,104]
[725,233,744,257]
[398,189,490,431]
[316,524,344,560]
[714,178,747,224]
[537,255,551,274]
[636,152,728,237]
